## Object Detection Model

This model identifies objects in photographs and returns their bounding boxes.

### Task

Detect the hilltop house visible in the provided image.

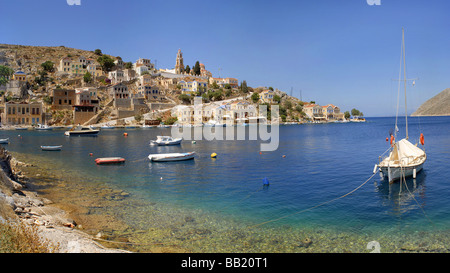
[209,77,239,88]
[179,79,207,95]
[51,88,76,110]
[259,89,275,104]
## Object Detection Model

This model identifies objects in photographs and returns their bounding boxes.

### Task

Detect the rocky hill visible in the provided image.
[412,88,450,116]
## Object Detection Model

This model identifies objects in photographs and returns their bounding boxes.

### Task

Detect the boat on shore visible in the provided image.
[95,157,126,164]
[41,145,62,151]
[65,125,100,136]
[148,152,195,162]
[150,136,182,146]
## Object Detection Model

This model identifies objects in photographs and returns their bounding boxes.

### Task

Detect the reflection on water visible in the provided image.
[375,171,427,217]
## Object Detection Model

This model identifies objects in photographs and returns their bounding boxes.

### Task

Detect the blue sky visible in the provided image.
[1,0,449,116]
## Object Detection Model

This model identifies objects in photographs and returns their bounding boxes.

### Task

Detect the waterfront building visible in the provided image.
[304,104,326,122]
[4,101,43,125]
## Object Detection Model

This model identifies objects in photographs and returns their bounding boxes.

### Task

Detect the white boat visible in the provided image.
[100,123,115,129]
[0,138,9,144]
[14,126,29,130]
[375,28,426,183]
[41,145,62,151]
[35,124,53,130]
[65,125,100,136]
[148,152,195,162]
[150,136,182,146]
[350,117,366,122]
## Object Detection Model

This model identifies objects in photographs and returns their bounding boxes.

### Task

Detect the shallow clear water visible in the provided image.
[3,116,450,252]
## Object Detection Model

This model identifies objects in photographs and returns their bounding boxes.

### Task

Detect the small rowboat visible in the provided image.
[148,152,195,162]
[0,138,9,144]
[95,157,126,165]
[41,145,62,151]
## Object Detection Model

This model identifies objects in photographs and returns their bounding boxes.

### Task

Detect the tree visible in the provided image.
[224,83,231,89]
[211,81,219,89]
[273,94,281,104]
[193,61,201,76]
[251,92,260,103]
[240,80,248,93]
[94,49,103,56]
[0,65,14,85]
[179,94,191,104]
[284,100,292,109]
[125,62,133,69]
[83,71,92,83]
[185,65,191,74]
[351,108,362,117]
[41,61,55,73]
[97,55,115,72]
[344,111,351,119]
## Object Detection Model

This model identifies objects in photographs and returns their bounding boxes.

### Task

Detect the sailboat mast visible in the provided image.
[402,28,409,140]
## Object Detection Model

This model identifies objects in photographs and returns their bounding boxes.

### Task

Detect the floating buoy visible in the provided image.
[282,155,286,158]
[263,177,269,186]
[386,137,389,142]
[89,153,93,156]
[124,133,128,136]
[160,177,163,180]
[259,152,262,155]
[211,153,217,158]
[420,133,424,146]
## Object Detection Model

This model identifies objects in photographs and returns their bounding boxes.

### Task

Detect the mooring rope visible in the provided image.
[248,171,379,229]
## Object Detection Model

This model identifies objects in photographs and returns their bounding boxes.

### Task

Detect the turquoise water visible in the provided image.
[3,116,450,252]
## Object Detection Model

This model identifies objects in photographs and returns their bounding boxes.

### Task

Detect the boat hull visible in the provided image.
[95,157,126,164]
[148,152,195,162]
[380,163,424,183]
[65,130,99,136]
[41,145,62,151]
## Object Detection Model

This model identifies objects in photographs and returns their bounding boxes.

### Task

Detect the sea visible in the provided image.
[3,116,450,253]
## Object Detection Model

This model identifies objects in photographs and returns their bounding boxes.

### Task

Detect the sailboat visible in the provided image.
[375,28,427,183]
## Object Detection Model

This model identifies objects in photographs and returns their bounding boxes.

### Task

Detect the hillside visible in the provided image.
[412,88,450,116]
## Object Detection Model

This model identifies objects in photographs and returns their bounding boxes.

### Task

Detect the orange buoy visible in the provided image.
[89,153,93,156]
[390,135,395,146]
[386,137,389,142]
[420,133,425,145]
[124,133,128,136]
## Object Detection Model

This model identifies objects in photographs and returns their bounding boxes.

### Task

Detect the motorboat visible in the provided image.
[150,136,182,146]
[148,152,195,162]
[95,157,126,164]
[65,125,99,136]
[0,138,9,144]
[35,124,53,130]
[41,145,62,151]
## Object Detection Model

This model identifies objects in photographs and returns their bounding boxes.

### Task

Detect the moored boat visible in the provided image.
[95,157,126,164]
[65,125,99,136]
[148,152,195,162]
[0,138,9,144]
[150,135,182,146]
[35,124,53,130]
[41,145,62,151]
[375,28,427,183]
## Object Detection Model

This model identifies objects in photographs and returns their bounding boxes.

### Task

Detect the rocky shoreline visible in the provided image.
[0,147,128,253]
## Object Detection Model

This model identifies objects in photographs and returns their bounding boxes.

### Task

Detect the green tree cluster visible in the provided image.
[0,65,14,85]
